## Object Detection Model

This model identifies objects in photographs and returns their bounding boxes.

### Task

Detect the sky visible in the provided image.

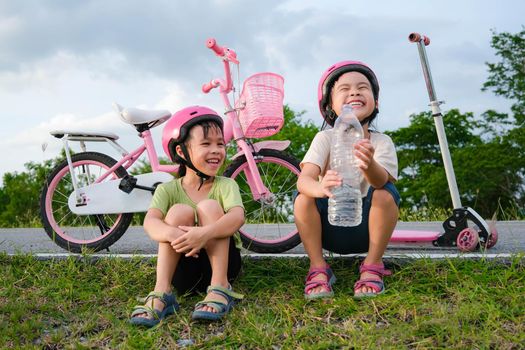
[0,0,523,183]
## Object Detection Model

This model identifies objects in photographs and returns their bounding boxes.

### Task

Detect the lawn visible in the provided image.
[1,254,524,349]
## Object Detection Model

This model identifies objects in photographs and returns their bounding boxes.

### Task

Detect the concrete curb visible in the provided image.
[6,252,524,264]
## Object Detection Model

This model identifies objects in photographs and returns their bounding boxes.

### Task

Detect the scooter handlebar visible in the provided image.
[408,32,430,46]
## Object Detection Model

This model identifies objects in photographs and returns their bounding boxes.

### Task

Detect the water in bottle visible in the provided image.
[327,104,364,227]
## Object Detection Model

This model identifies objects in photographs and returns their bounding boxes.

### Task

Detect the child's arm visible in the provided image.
[297,163,342,198]
[354,139,392,188]
[143,208,185,243]
[172,206,245,257]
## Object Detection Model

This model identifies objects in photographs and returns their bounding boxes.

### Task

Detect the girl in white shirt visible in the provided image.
[295,61,400,299]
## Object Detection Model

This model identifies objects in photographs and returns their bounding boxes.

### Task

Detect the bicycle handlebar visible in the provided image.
[206,38,225,55]
[202,38,239,94]
[202,80,219,93]
[206,37,239,64]
[409,32,430,46]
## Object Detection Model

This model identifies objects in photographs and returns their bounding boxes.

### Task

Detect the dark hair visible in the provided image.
[176,120,223,177]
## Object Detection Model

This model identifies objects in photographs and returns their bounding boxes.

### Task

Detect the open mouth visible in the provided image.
[347,101,364,108]
[206,159,221,165]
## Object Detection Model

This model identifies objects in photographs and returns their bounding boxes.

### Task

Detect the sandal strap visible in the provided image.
[304,280,332,294]
[305,265,334,282]
[354,278,384,293]
[137,291,171,305]
[359,263,392,277]
[131,305,159,319]
[194,300,226,313]
[206,285,244,301]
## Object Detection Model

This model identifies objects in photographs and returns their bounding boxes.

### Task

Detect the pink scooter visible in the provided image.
[389,33,498,252]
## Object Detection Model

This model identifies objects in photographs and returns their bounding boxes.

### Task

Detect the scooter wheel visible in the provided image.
[456,228,479,252]
[485,228,498,249]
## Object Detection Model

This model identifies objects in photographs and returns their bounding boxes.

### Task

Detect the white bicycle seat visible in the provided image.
[113,103,172,128]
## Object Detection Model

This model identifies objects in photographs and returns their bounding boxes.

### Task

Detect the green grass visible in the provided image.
[1,254,524,349]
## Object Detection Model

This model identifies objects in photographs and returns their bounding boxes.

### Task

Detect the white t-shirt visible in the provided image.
[301,129,398,196]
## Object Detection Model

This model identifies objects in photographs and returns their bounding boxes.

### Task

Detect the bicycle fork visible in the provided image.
[235,138,275,203]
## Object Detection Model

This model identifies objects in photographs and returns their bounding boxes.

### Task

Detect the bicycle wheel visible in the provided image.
[40,152,133,253]
[223,149,301,253]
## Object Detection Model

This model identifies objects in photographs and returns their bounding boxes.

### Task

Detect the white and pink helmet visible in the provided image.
[162,105,223,161]
[318,60,380,127]
[162,105,223,183]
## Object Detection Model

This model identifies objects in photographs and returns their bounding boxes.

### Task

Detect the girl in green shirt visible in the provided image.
[130,106,245,326]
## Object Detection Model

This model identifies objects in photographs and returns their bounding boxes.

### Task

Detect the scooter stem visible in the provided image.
[410,33,462,209]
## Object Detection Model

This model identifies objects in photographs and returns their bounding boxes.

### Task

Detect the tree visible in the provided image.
[482,27,525,124]
[387,108,524,218]
[0,158,60,227]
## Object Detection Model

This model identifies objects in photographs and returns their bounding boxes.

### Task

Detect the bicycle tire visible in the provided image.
[223,149,301,253]
[40,152,133,253]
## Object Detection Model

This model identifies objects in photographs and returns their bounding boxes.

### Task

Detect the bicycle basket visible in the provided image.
[236,72,284,138]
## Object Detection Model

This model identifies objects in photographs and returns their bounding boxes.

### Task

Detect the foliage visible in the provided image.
[482,27,525,124]
[0,158,62,227]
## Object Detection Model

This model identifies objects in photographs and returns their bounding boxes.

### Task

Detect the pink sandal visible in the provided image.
[304,265,336,300]
[353,263,392,299]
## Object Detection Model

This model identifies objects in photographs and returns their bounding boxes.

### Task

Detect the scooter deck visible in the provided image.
[390,230,440,243]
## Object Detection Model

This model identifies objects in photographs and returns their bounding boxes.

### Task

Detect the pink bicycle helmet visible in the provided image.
[318,60,380,127]
[162,105,224,185]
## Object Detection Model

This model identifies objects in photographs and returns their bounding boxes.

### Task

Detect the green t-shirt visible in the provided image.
[149,176,244,248]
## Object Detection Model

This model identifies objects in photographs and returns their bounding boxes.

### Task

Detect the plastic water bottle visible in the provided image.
[328,104,364,227]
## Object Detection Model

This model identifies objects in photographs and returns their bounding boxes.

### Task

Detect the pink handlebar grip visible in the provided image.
[408,32,430,46]
[206,38,225,55]
[202,81,216,93]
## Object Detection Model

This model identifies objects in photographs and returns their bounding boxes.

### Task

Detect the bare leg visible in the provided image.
[294,194,329,295]
[195,199,230,313]
[135,204,194,319]
[358,189,398,294]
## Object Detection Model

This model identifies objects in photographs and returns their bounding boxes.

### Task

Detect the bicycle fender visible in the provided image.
[68,172,174,214]
[231,140,291,160]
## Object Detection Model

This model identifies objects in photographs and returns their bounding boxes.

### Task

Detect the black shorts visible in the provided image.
[295,182,401,255]
[171,237,242,295]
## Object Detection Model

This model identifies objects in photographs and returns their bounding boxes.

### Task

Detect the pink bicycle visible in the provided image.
[40,38,301,254]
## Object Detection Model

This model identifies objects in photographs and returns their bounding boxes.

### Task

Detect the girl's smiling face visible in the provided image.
[330,71,377,122]
[177,123,226,176]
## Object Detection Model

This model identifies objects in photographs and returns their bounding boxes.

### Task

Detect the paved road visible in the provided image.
[1,221,523,258]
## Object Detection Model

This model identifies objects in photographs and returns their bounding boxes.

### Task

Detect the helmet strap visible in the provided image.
[178,144,211,191]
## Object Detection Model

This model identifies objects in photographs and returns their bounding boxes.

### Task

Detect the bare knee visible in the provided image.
[294,193,317,219]
[196,199,224,224]
[196,199,223,215]
[372,189,397,209]
[165,203,194,226]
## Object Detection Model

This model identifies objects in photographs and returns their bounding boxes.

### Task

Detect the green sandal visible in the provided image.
[191,285,243,322]
[129,291,179,327]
